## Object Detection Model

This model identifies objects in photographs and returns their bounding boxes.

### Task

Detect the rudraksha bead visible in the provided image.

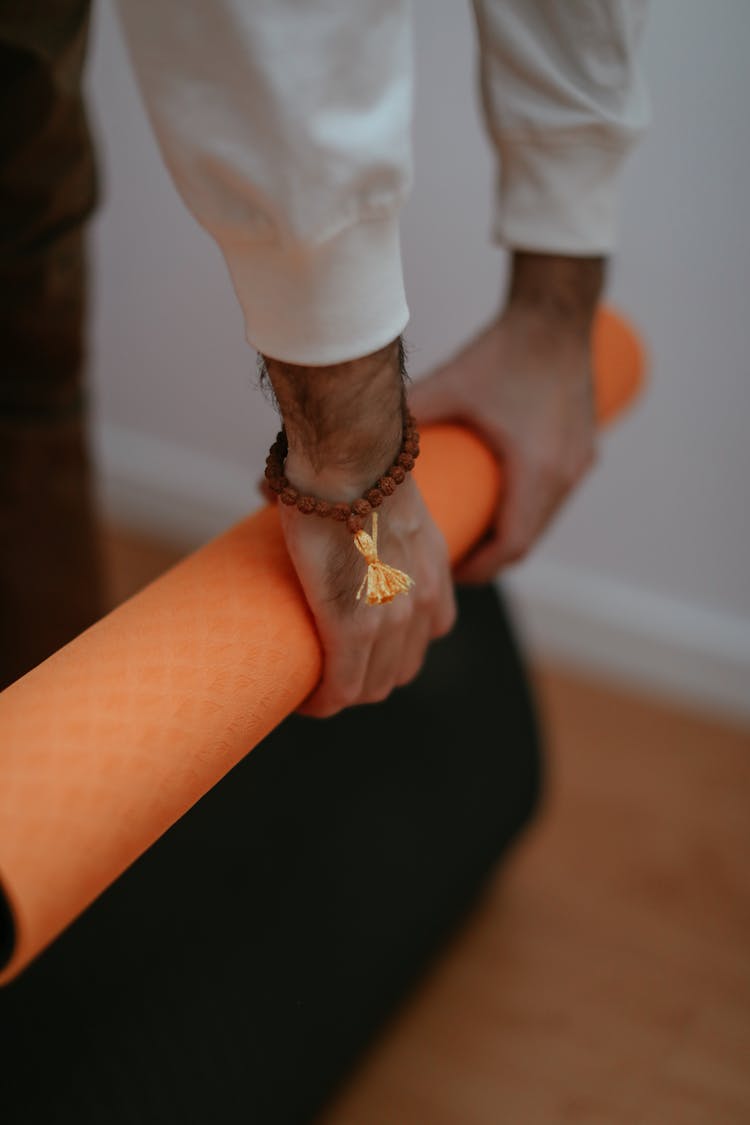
[265,403,419,534]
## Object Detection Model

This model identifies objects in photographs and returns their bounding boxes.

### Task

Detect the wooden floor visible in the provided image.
[103,526,750,1125]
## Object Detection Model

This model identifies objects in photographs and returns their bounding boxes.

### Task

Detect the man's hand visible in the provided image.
[262,338,456,718]
[408,253,604,583]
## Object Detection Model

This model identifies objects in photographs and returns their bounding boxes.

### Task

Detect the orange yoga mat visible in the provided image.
[0,308,645,985]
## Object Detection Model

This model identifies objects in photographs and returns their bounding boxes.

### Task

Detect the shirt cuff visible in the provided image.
[493,139,633,256]
[219,213,409,366]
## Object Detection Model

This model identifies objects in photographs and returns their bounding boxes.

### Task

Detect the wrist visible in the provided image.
[283,421,403,502]
[503,251,606,338]
[265,405,420,536]
[261,337,405,489]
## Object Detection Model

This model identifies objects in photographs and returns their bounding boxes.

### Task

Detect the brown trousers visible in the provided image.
[0,1,105,689]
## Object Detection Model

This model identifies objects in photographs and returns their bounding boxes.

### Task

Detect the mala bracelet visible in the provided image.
[264,408,420,533]
[264,409,420,605]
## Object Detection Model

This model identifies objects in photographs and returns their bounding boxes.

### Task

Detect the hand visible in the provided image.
[408,254,603,583]
[262,338,456,718]
[277,474,455,717]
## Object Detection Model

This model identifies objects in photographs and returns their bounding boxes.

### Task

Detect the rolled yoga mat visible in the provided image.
[0,307,645,985]
[1,581,542,1125]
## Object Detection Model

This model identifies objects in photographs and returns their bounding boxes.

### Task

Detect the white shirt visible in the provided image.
[115,0,649,365]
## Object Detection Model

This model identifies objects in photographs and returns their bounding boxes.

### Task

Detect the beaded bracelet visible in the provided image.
[264,408,420,605]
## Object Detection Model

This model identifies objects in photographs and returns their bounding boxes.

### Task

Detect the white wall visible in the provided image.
[86,0,750,724]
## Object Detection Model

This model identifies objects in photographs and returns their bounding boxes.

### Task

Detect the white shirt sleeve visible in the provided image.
[115,0,414,366]
[471,0,650,255]
[115,1,649,367]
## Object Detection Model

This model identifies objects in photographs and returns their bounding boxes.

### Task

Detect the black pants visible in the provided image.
[0,6,544,1121]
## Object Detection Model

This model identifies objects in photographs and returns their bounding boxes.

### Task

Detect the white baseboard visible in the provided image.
[92,422,262,549]
[502,563,750,727]
[94,422,750,729]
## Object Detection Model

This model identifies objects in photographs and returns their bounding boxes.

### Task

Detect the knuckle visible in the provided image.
[582,443,598,473]
[390,598,413,627]
[304,697,342,720]
[541,440,597,490]
[558,464,579,491]
[504,538,530,565]
[416,567,449,610]
[398,648,428,685]
[321,691,356,716]
[564,449,594,488]
[415,582,438,611]
[437,604,458,638]
[529,445,576,493]
[318,668,367,715]
[396,664,420,688]
[361,681,395,706]
[352,610,380,641]
[529,448,559,483]
[548,463,571,493]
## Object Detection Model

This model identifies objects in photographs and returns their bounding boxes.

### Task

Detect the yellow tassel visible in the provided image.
[353,511,414,605]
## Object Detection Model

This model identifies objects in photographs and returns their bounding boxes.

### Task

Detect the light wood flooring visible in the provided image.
[102,525,750,1125]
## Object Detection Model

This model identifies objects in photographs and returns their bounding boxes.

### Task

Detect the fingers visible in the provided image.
[386,545,457,692]
[431,556,459,639]
[305,578,456,715]
[299,600,417,716]
[500,438,597,563]
[455,440,598,584]
[296,606,372,718]
[299,548,457,715]
[359,597,415,703]
[454,469,564,584]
